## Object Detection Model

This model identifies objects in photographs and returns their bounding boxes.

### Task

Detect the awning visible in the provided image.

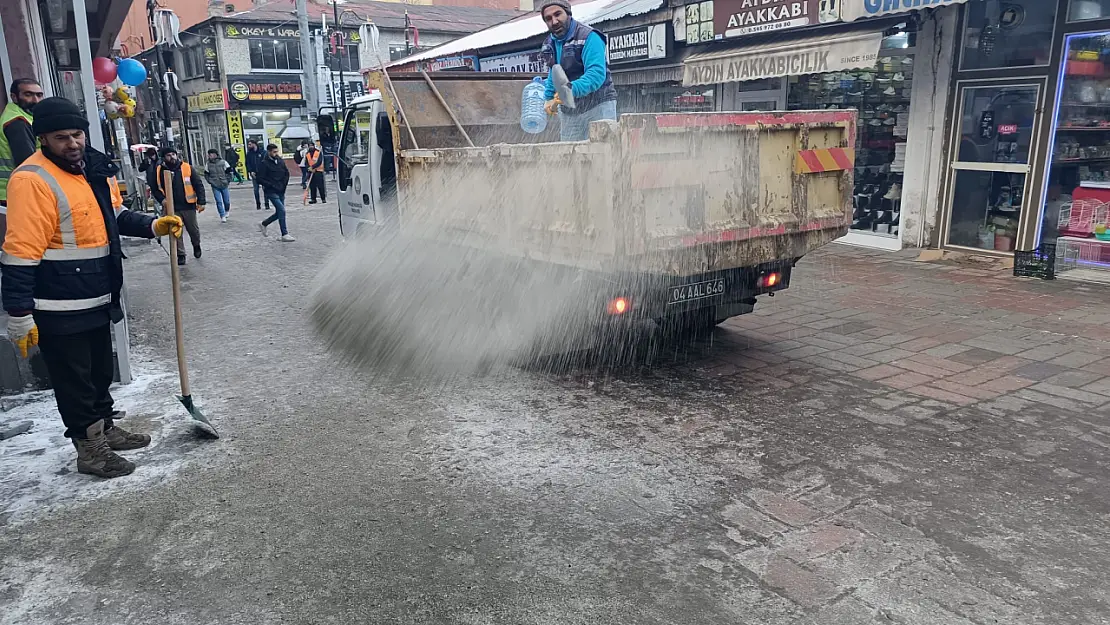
[280,126,312,139]
[683,31,884,87]
[841,0,973,22]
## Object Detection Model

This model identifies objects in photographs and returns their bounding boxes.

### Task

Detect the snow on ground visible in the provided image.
[0,357,194,523]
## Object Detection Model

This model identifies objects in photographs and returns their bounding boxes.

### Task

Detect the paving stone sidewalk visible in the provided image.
[666,244,1110,624]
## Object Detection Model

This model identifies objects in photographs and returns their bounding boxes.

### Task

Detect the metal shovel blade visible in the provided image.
[178,394,219,439]
[552,65,576,110]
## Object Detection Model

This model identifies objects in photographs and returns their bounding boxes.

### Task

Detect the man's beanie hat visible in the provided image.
[159,146,178,158]
[31,97,90,135]
[539,0,572,15]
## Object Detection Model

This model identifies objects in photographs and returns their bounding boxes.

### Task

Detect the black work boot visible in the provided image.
[177,256,186,266]
[72,420,135,478]
[193,245,202,259]
[104,423,151,451]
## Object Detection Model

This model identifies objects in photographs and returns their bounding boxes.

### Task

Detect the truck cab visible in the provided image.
[337,92,395,237]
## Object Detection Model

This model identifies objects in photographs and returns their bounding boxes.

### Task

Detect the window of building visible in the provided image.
[248,39,302,71]
[180,46,204,79]
[326,44,360,72]
[961,0,1056,71]
[1069,0,1110,21]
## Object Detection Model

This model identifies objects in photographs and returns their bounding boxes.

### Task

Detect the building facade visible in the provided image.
[132,0,520,169]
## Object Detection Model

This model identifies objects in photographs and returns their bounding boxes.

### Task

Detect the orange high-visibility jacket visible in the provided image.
[0,151,156,333]
[155,162,198,205]
[306,149,324,172]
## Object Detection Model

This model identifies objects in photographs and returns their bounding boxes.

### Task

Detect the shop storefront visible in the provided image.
[680,0,961,251]
[184,89,229,165]
[226,74,309,158]
[936,0,1110,280]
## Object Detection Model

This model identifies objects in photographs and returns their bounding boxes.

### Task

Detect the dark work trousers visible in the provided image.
[174,208,202,259]
[309,171,327,203]
[38,323,116,439]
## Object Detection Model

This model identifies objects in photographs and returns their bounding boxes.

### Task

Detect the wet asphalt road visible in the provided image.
[1,184,1108,624]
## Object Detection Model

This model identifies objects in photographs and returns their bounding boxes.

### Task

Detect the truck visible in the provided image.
[331,71,855,344]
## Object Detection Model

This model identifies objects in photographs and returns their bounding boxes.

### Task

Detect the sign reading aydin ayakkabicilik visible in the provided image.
[606,22,671,65]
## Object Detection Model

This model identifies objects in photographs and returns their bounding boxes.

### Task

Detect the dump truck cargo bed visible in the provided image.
[396,109,855,276]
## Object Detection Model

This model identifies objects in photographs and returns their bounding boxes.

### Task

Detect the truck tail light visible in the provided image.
[758,272,781,288]
[607,297,630,315]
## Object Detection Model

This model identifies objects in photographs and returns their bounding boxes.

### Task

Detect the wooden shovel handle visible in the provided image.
[163,170,191,397]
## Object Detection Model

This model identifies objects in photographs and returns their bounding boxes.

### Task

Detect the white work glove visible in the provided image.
[7,314,38,358]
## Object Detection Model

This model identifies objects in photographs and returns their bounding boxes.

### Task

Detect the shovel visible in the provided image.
[162,171,219,439]
[551,65,576,110]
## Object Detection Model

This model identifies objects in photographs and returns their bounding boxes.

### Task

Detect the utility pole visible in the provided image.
[147,0,177,147]
[333,0,347,112]
[296,0,319,115]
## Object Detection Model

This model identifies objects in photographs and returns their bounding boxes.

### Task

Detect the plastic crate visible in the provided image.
[1014,243,1056,280]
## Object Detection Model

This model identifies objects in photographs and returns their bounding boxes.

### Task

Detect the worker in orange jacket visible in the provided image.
[1,97,183,479]
[150,146,206,266]
[305,142,327,204]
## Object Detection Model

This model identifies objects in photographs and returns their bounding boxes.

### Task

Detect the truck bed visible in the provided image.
[396,110,855,276]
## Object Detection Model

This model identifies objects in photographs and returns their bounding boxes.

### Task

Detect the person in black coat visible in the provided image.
[256,143,294,242]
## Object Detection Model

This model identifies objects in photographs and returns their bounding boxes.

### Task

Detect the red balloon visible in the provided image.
[92,57,117,84]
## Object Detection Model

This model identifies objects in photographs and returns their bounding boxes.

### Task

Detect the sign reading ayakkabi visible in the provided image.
[683,31,882,86]
[607,23,671,65]
[840,0,973,22]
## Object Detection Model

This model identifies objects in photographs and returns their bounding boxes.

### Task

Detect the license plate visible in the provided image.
[668,278,725,305]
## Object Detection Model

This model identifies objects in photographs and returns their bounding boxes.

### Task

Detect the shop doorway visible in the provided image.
[725,78,787,111]
[941,80,1044,254]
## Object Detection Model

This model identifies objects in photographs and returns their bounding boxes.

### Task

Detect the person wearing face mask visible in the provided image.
[151,146,207,266]
[538,0,617,141]
[0,97,183,479]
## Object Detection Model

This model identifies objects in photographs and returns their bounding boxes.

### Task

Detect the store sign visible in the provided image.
[186,90,226,111]
[840,0,972,22]
[222,22,362,42]
[203,37,220,83]
[979,111,995,140]
[226,75,304,103]
[226,110,248,180]
[479,50,547,73]
[684,32,882,86]
[428,56,479,72]
[713,0,829,39]
[998,123,1019,136]
[607,23,671,65]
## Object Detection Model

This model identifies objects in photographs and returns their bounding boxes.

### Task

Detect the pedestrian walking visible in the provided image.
[246,140,270,211]
[204,148,232,223]
[257,143,295,242]
[305,143,326,204]
[151,146,207,265]
[295,141,310,189]
[224,143,243,184]
[1,97,183,479]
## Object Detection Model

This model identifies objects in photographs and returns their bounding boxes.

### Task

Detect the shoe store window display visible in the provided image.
[786,50,915,239]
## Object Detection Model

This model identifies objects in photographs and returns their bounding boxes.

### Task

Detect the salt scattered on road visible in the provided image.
[0,360,192,523]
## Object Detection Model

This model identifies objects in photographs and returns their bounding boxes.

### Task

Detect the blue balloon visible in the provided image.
[117,58,147,86]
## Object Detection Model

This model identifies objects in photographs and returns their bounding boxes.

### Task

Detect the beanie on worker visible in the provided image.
[31,97,89,135]
[539,0,572,15]
[159,147,178,159]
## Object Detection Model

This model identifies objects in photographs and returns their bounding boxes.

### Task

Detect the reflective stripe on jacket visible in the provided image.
[156,162,198,204]
[0,152,113,315]
[0,102,36,202]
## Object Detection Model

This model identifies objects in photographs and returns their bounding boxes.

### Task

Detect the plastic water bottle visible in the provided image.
[521,77,547,134]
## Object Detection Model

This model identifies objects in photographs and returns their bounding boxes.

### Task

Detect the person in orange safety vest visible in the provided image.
[305,143,327,204]
[0,97,183,479]
[151,146,206,266]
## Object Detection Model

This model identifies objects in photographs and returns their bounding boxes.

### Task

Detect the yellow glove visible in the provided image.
[153,215,184,238]
[544,94,562,116]
[7,314,38,358]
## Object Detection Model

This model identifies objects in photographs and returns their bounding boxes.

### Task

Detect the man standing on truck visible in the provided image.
[539,0,617,141]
